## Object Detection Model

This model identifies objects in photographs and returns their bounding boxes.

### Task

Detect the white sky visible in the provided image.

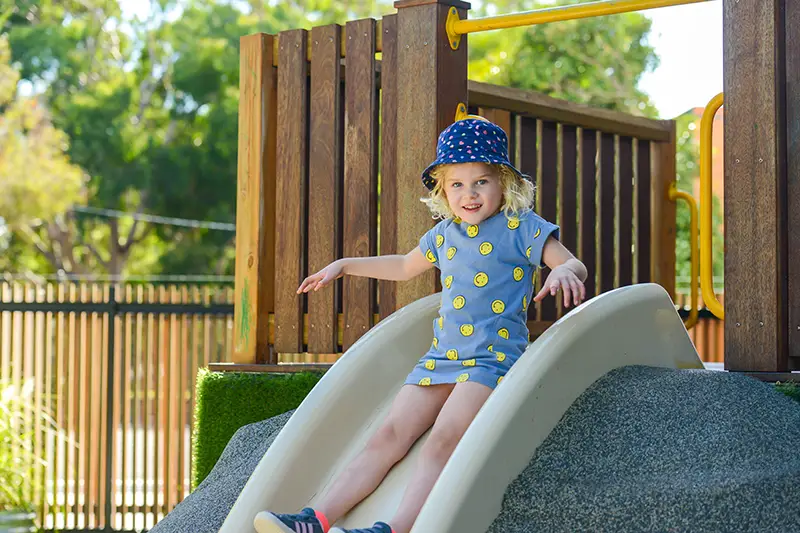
[117,0,723,119]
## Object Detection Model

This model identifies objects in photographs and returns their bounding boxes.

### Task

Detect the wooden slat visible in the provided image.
[651,124,676,297]
[122,286,133,523]
[274,29,309,353]
[22,284,34,504]
[787,0,800,368]
[0,284,10,385]
[468,81,672,142]
[307,24,342,352]
[67,284,77,528]
[79,284,89,527]
[579,129,598,299]
[598,133,616,293]
[233,33,275,364]
[636,140,652,283]
[395,0,469,309]
[93,284,105,529]
[559,124,578,286]
[379,14,399,321]
[724,0,788,372]
[33,286,45,514]
[519,117,538,322]
[617,136,634,287]
[168,287,180,512]
[538,121,558,321]
[343,18,378,350]
[145,285,155,525]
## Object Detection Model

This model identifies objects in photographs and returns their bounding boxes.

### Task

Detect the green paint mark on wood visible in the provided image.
[238,278,252,348]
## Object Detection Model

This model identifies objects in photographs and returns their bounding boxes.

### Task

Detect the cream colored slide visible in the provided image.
[219,283,703,533]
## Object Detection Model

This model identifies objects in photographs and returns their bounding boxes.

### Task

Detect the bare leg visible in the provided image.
[388,382,492,533]
[315,383,454,525]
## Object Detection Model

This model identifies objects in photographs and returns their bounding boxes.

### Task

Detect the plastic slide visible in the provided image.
[219,283,704,533]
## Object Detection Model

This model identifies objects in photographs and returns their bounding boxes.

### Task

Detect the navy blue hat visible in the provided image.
[421,117,527,190]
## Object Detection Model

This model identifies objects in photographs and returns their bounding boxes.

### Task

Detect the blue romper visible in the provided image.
[405,208,560,390]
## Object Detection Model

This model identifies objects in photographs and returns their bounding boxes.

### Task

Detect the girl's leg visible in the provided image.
[315,383,454,525]
[388,382,492,533]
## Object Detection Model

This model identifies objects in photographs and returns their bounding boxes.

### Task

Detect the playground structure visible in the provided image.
[224,0,799,378]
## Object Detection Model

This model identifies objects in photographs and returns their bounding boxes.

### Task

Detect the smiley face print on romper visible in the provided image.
[446,349,459,360]
[513,266,524,282]
[436,234,445,248]
[444,275,453,289]
[479,242,493,255]
[491,300,505,314]
[447,247,457,260]
[474,272,489,287]
[467,225,479,238]
[453,295,466,309]
[460,324,474,337]
[425,359,436,370]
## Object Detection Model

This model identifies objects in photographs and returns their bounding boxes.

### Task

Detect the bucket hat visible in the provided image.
[421,116,528,190]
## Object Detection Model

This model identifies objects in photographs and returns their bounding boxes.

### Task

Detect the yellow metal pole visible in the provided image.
[700,92,724,320]
[668,184,699,330]
[446,0,714,48]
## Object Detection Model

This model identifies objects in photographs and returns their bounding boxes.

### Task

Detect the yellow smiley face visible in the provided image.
[462,358,476,367]
[496,351,506,362]
[453,295,466,309]
[498,328,509,339]
[467,224,479,238]
[526,246,531,258]
[460,324,474,337]
[491,300,505,314]
[419,377,431,386]
[446,349,459,360]
[523,295,528,311]
[425,249,436,263]
[425,359,436,370]
[453,216,462,224]
[436,234,445,247]
[474,272,489,287]
[507,217,520,230]
[447,247,457,260]
[432,337,438,349]
[488,344,494,352]
[534,227,541,239]
[456,373,470,383]
[497,376,504,385]
[444,275,453,289]
[438,316,444,329]
[514,267,524,282]
[479,242,493,255]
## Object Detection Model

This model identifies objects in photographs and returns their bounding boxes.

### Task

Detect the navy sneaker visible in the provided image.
[254,507,329,533]
[330,522,394,533]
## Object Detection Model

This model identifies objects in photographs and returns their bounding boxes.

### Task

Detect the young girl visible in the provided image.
[255,117,587,533]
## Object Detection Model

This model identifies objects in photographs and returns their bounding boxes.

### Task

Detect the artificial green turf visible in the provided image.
[191,369,324,489]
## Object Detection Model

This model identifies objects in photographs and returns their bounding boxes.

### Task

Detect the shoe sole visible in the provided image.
[253,512,296,533]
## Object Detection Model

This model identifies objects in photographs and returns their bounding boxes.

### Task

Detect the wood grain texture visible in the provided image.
[723,0,787,372]
[343,18,378,351]
[519,117,538,322]
[394,0,471,8]
[559,125,578,264]
[598,132,615,293]
[651,125,676,299]
[395,1,469,309]
[636,140,652,283]
[379,15,399,321]
[617,136,634,287]
[787,0,800,369]
[307,24,342,353]
[468,81,671,142]
[274,29,308,353]
[539,121,558,321]
[579,129,597,299]
[233,34,273,363]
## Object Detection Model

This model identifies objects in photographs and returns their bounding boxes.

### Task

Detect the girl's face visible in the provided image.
[442,163,503,224]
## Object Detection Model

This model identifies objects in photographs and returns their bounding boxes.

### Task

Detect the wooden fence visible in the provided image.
[0,282,234,532]
[231,9,679,367]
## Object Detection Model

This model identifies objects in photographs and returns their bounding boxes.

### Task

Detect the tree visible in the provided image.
[0,34,85,272]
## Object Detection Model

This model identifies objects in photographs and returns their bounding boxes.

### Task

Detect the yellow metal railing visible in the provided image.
[700,92,724,320]
[668,184,699,329]
[446,0,714,49]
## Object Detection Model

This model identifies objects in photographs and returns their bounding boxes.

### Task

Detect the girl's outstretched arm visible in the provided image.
[533,237,588,308]
[297,247,434,294]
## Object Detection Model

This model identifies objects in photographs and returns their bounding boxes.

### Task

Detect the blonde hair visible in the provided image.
[420,163,536,221]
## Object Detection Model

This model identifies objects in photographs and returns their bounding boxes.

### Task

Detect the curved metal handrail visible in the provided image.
[700,92,724,320]
[668,184,699,329]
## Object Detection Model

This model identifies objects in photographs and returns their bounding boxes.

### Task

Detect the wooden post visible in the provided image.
[650,121,676,300]
[723,0,789,373]
[393,0,471,310]
[787,0,800,371]
[233,34,276,364]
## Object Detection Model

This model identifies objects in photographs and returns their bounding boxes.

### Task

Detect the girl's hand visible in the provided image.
[534,264,586,308]
[297,260,345,294]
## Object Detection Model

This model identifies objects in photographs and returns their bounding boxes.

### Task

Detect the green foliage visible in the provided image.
[191,369,323,488]
[776,381,800,404]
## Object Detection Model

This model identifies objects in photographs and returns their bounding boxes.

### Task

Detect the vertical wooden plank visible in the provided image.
[33,285,44,513]
[274,29,309,353]
[724,0,787,372]
[22,284,34,504]
[168,286,180,512]
[179,286,189,500]
[651,123,676,298]
[394,0,470,309]
[78,283,89,528]
[307,24,342,353]
[538,121,558,321]
[233,33,275,364]
[559,124,578,275]
[617,136,634,287]
[579,129,598,299]
[519,117,538,322]
[636,139,652,283]
[787,0,800,369]
[45,284,57,527]
[67,284,77,528]
[343,18,378,351]
[92,284,103,529]
[598,132,616,293]
[145,285,155,527]
[379,14,399,321]
[122,286,133,525]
